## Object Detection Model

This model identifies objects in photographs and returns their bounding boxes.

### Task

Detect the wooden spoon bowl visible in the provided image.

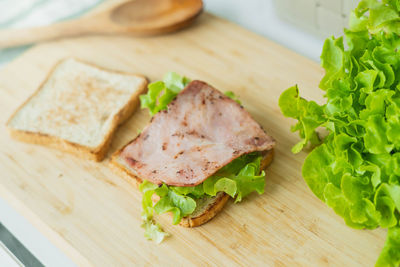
[0,0,203,48]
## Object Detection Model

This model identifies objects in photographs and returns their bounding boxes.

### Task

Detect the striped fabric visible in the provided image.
[0,0,104,66]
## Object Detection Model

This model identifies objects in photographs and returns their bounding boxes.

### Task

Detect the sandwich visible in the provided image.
[110,72,275,242]
[7,58,148,161]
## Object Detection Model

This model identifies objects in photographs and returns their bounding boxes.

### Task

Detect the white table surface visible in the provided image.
[0,1,324,266]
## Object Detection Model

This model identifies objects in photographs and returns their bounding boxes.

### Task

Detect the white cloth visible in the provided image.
[0,0,103,66]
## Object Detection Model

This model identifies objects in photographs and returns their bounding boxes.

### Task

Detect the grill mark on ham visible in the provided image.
[162,142,168,151]
[120,80,275,186]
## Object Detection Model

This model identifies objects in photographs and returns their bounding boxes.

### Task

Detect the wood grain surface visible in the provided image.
[0,13,385,267]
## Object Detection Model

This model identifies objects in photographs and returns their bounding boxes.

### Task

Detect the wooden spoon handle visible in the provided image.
[0,19,99,49]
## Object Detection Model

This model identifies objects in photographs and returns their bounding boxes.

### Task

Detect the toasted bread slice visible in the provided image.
[7,58,148,161]
[109,148,274,227]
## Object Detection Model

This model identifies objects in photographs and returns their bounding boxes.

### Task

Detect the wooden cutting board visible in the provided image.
[0,13,386,266]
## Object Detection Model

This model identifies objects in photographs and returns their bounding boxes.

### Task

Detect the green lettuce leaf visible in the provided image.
[202,154,266,202]
[139,181,170,243]
[153,185,197,225]
[279,85,324,153]
[142,220,169,244]
[376,226,400,267]
[279,2,400,266]
[320,36,345,90]
[140,72,191,116]
[224,91,242,104]
[203,176,237,197]
[139,180,159,220]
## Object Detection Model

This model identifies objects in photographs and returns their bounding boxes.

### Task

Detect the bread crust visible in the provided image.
[6,58,148,161]
[179,192,230,227]
[109,148,274,227]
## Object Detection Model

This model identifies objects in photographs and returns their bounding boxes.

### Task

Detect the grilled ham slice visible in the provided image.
[117,80,275,187]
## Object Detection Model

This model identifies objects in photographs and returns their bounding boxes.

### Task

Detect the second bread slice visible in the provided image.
[7,58,148,161]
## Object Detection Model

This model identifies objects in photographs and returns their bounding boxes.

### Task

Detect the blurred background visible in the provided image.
[0,0,359,65]
[0,0,359,266]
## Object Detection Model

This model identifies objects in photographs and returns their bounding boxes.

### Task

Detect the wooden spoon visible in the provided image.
[0,0,203,49]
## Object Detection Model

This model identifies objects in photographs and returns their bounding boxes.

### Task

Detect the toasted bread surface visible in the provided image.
[7,58,148,161]
[109,149,274,227]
